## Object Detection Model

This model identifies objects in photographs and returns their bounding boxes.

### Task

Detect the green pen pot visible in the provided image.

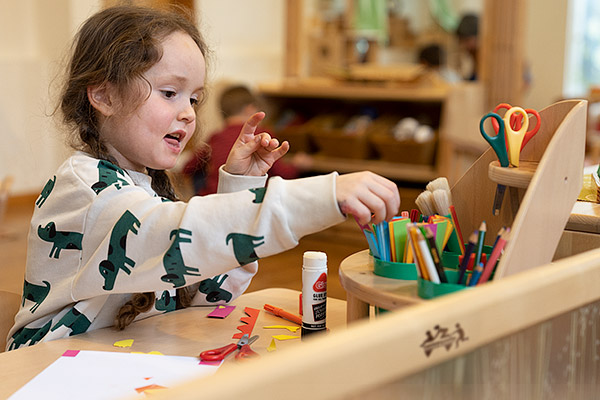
[417,270,471,299]
[372,257,419,280]
[442,245,494,270]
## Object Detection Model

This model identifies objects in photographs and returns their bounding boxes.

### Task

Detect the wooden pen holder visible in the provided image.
[451,100,587,279]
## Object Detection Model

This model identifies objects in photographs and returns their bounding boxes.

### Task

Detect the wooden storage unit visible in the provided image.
[339,99,587,320]
[258,78,451,185]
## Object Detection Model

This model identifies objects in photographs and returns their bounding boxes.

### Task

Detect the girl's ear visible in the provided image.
[87,84,116,117]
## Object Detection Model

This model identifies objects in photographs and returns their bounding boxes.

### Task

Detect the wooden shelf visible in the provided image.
[258,79,449,102]
[306,155,438,183]
[488,160,538,188]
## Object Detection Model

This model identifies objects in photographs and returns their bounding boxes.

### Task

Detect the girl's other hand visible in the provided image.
[224,112,290,176]
[336,172,400,225]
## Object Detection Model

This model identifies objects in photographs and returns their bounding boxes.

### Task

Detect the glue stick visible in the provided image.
[301,251,327,339]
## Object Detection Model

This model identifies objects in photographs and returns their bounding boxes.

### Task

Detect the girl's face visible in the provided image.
[100,31,206,173]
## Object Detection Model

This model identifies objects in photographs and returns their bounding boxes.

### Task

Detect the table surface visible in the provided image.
[567,165,600,233]
[339,250,421,316]
[566,200,600,233]
[0,288,347,399]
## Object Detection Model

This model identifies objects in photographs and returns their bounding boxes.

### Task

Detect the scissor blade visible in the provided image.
[236,333,250,346]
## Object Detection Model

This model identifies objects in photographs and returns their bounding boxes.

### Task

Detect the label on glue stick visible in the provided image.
[302,251,327,339]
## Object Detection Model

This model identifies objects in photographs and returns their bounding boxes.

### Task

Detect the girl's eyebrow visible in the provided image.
[163,74,204,91]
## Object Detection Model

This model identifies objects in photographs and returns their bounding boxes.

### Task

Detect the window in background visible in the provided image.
[564,0,600,98]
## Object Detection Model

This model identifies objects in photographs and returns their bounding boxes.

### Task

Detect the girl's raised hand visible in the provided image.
[224,112,290,176]
[336,172,401,225]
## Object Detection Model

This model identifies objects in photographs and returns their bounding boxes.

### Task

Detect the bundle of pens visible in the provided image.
[415,221,510,299]
[355,210,456,266]
[356,178,467,267]
[455,223,511,287]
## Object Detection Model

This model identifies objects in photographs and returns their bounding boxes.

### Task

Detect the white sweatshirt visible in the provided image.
[7,152,344,350]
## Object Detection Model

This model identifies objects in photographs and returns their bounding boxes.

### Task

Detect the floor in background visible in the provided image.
[0,197,366,301]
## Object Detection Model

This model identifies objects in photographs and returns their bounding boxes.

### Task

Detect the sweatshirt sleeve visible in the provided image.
[216,165,267,194]
[44,156,344,304]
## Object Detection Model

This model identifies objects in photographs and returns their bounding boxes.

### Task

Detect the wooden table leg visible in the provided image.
[346,292,369,323]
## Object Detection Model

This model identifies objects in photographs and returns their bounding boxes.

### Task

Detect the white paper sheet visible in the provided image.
[9,350,221,399]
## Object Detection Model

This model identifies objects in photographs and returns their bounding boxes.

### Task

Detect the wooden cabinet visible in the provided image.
[258,78,450,185]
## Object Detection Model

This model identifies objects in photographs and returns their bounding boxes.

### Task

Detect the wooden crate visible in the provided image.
[311,130,372,160]
[370,134,436,165]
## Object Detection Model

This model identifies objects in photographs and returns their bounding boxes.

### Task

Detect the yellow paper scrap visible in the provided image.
[267,338,277,352]
[113,339,134,348]
[272,334,300,341]
[263,325,300,333]
[131,351,164,355]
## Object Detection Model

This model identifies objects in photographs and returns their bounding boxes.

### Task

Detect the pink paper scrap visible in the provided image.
[207,305,235,319]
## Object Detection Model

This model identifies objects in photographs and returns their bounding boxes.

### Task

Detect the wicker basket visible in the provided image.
[370,134,436,165]
[311,130,373,159]
[276,125,315,154]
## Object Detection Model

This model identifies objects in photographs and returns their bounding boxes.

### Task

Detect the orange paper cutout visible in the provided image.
[135,384,167,393]
[232,307,260,339]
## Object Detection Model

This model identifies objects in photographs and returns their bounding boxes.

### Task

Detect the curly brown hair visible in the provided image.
[58,5,209,330]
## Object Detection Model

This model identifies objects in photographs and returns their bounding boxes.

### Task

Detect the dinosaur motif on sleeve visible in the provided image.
[37,222,83,259]
[91,160,130,194]
[36,175,56,208]
[21,279,51,313]
[99,210,140,291]
[249,187,267,204]
[161,229,201,288]
[225,233,265,265]
[9,320,52,350]
[199,274,232,303]
[155,290,176,312]
[50,307,92,336]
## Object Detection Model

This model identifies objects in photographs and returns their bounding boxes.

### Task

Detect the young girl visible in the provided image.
[7,5,399,351]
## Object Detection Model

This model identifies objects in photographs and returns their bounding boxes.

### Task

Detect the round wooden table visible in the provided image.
[338,250,422,322]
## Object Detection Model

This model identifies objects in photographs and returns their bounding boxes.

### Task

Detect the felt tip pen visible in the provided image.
[263,304,302,325]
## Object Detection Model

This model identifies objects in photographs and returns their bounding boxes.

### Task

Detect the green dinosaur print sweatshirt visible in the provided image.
[7,152,344,350]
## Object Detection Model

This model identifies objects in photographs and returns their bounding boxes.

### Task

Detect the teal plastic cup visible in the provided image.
[417,269,470,299]
[373,257,418,280]
[442,245,493,270]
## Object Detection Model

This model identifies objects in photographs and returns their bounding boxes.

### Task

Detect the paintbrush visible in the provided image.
[415,190,435,217]
[426,177,453,206]
[432,189,451,216]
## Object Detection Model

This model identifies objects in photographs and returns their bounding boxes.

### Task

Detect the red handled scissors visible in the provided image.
[199,334,259,361]
[491,103,541,151]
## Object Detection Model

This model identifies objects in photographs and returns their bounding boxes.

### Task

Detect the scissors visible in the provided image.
[480,112,509,167]
[199,334,259,361]
[491,103,541,151]
[503,107,529,167]
[480,112,509,216]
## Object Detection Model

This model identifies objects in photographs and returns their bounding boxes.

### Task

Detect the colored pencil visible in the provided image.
[480,228,510,283]
[420,226,448,283]
[407,225,429,280]
[492,226,505,249]
[473,221,487,267]
[449,205,466,255]
[416,228,440,283]
[469,263,484,286]
[458,230,478,285]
